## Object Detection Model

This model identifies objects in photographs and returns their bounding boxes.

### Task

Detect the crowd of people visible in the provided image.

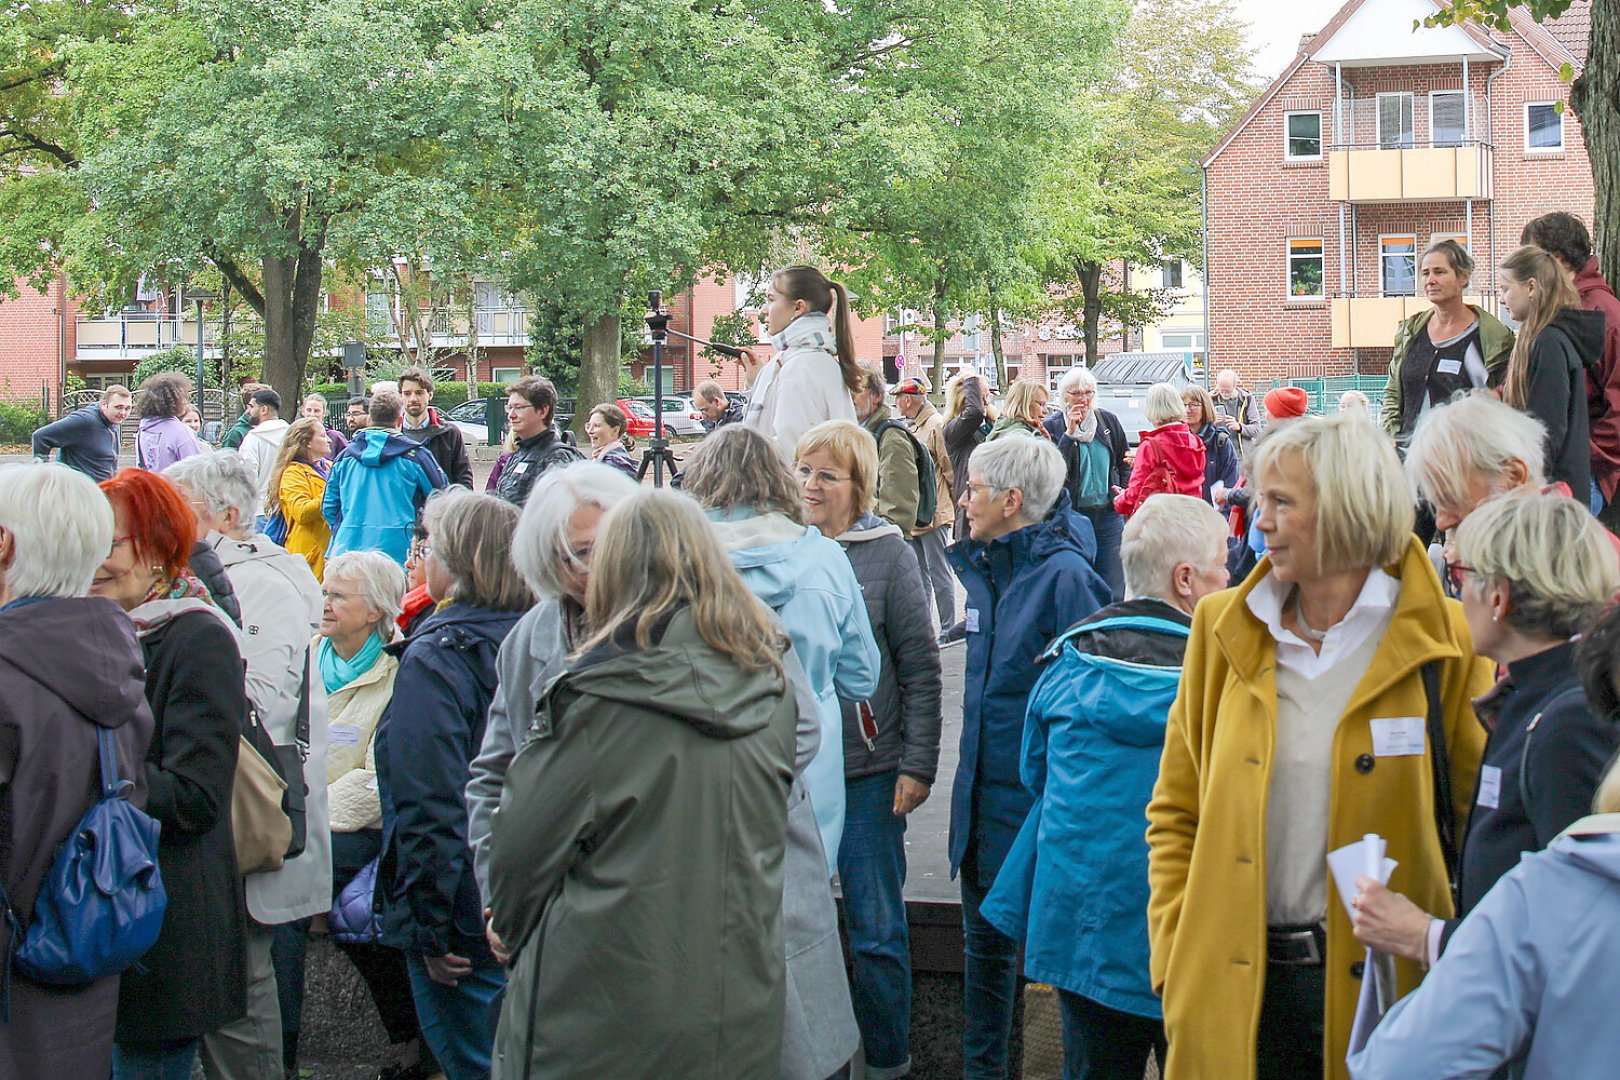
[7,229,1620,1080]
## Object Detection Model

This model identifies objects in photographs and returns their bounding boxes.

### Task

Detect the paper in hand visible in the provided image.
[1328,834,1397,1060]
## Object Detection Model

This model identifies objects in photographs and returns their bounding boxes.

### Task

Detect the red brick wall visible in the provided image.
[0,275,68,406]
[1207,37,1595,383]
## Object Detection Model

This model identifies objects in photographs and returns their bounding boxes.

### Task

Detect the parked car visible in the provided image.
[633,395,706,437]
[613,398,658,438]
[1079,351,1198,443]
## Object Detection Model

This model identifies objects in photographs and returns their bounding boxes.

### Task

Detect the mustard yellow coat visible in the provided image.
[279,462,331,581]
[1146,537,1493,1080]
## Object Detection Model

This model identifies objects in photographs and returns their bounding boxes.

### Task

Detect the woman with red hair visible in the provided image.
[92,469,251,1080]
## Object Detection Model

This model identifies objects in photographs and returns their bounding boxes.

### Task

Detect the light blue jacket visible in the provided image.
[1349,815,1620,1080]
[707,509,880,868]
[322,428,447,563]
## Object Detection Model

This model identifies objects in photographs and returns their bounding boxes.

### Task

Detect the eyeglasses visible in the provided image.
[794,464,852,487]
[1062,389,1096,401]
[1444,559,1478,594]
[321,589,354,603]
[966,482,1007,497]
[506,402,537,415]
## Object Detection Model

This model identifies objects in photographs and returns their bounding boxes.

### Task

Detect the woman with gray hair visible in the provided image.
[1351,490,1620,968]
[0,464,154,1078]
[164,450,331,1079]
[1043,366,1130,601]
[373,490,531,1079]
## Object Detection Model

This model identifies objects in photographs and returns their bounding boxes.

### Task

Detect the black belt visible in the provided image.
[1267,924,1326,967]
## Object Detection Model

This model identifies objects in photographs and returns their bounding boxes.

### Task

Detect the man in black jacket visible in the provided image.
[494,375,584,507]
[398,366,474,488]
[31,385,132,480]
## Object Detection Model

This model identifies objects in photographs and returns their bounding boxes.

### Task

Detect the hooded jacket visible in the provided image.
[135,415,201,472]
[1574,258,1620,500]
[212,533,332,924]
[0,598,154,1079]
[322,427,448,564]
[708,509,880,867]
[1349,816,1620,1080]
[239,415,290,510]
[375,603,520,957]
[31,403,121,481]
[401,406,474,489]
[1114,421,1206,517]
[1524,306,1602,499]
[835,513,943,784]
[946,494,1110,885]
[863,403,922,531]
[489,608,798,1080]
[743,312,858,460]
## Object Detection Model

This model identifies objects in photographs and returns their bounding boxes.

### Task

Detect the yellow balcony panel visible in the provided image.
[1348,150,1402,202]
[1331,294,1488,349]
[76,319,123,347]
[1328,146,1492,203]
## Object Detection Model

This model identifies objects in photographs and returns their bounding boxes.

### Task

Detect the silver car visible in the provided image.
[634,395,706,437]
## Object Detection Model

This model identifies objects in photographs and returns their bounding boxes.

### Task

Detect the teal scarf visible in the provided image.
[319,632,385,695]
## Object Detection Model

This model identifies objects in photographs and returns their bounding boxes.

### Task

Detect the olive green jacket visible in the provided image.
[1382,305,1515,438]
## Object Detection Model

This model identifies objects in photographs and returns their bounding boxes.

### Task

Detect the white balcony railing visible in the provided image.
[76,314,218,361]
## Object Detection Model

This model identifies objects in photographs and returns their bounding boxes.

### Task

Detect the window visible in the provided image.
[1161,331,1207,350]
[1285,111,1323,160]
[475,282,519,310]
[1288,238,1324,299]
[491,366,521,383]
[1526,102,1564,151]
[1164,259,1184,289]
[1381,234,1418,297]
[1431,91,1466,148]
[1378,93,1415,149]
[1430,231,1469,252]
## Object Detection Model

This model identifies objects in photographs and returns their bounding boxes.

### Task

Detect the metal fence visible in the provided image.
[1257,374,1390,418]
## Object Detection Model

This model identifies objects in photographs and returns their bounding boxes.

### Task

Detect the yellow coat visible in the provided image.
[1146,537,1493,1080]
[279,461,331,581]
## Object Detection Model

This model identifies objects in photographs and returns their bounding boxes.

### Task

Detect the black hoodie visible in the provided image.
[1526,307,1604,499]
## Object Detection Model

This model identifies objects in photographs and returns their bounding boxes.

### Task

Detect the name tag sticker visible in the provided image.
[1436,358,1463,375]
[330,725,361,746]
[512,462,530,474]
[1478,764,1502,809]
[1369,716,1426,757]
[965,608,980,633]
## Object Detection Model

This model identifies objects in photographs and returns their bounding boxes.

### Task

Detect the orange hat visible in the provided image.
[1263,386,1310,420]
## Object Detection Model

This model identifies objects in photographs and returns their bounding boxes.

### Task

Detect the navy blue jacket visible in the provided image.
[946,494,1110,888]
[31,404,120,481]
[1042,409,1130,511]
[1194,422,1240,501]
[375,603,521,956]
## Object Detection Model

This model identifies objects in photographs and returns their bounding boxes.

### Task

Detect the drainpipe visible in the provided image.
[1336,63,1347,307]
[56,274,66,409]
[1202,165,1211,379]
[1486,46,1510,314]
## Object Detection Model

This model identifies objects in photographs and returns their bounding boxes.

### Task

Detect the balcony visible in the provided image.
[411,306,531,349]
[1328,142,1493,203]
[76,314,217,362]
[1330,294,1488,349]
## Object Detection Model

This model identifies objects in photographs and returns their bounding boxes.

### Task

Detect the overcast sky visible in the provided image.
[1232,0,1344,77]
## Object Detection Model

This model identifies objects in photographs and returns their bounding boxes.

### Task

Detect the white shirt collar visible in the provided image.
[1247,568,1400,679]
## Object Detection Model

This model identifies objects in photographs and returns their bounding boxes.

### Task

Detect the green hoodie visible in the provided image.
[1382,304,1515,439]
[489,607,797,1080]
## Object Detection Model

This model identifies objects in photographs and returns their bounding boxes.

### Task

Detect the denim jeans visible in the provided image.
[961,860,1021,1079]
[112,1039,199,1080]
[405,933,506,1080]
[1077,507,1124,602]
[909,527,956,631]
[1593,479,1608,517]
[1057,990,1165,1080]
[837,770,912,1075]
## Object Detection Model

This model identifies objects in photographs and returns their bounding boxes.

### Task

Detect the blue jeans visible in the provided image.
[112,1039,199,1080]
[1078,506,1124,602]
[1057,990,1165,1080]
[961,860,1020,1078]
[1593,479,1607,516]
[837,770,912,1075]
[405,934,506,1080]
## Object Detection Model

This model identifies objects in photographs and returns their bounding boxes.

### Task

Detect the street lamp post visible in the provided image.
[341,341,367,399]
[182,285,218,417]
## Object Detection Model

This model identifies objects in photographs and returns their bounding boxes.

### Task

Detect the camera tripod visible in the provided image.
[637,290,680,487]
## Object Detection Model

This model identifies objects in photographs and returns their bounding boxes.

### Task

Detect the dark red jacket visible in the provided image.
[1114,422,1206,517]
[1574,258,1620,501]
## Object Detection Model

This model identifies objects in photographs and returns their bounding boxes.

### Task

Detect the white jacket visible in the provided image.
[213,532,332,924]
[323,645,397,833]
[744,313,856,461]
[238,417,290,513]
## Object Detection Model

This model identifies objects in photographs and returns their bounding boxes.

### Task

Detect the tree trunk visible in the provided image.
[219,282,234,391]
[259,243,324,407]
[578,311,621,438]
[988,287,1008,387]
[931,275,949,395]
[1572,6,1620,288]
[1077,258,1103,365]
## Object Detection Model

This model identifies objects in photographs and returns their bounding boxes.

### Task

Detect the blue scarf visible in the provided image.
[0,596,51,613]
[319,632,385,694]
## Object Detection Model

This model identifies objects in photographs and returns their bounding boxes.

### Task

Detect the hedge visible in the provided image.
[0,401,47,445]
[306,381,507,411]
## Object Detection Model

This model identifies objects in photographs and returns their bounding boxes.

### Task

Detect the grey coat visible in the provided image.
[468,598,858,1079]
[836,513,944,784]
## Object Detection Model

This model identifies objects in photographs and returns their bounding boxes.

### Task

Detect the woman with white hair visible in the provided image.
[982,494,1229,1080]
[0,464,154,1078]
[163,450,330,1079]
[1147,414,1494,1080]
[1405,393,1550,538]
[948,435,1112,1075]
[1043,366,1131,601]
[1349,491,1619,969]
[1114,383,1205,518]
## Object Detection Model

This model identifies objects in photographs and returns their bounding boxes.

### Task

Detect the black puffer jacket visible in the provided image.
[1523,307,1603,499]
[835,513,943,784]
[492,429,585,507]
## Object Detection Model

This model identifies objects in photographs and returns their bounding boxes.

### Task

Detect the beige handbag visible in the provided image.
[233,732,292,875]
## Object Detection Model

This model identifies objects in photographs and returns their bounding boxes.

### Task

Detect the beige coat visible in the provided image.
[910,401,954,535]
[322,644,399,833]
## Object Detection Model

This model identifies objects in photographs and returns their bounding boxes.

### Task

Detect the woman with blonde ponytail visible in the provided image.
[1498,245,1603,499]
[740,265,862,460]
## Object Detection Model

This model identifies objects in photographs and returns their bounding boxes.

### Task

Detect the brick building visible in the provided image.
[1203,0,1594,383]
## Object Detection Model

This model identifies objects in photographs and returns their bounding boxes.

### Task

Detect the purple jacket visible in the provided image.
[135,416,202,472]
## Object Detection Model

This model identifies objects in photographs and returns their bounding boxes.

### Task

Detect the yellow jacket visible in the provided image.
[279,461,331,580]
[1146,537,1493,1080]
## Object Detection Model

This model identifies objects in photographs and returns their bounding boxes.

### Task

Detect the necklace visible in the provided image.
[1289,587,1330,642]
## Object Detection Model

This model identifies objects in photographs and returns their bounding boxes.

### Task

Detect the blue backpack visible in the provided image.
[1,728,166,1003]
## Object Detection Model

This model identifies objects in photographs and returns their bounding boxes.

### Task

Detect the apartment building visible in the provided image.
[1203,0,1594,381]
